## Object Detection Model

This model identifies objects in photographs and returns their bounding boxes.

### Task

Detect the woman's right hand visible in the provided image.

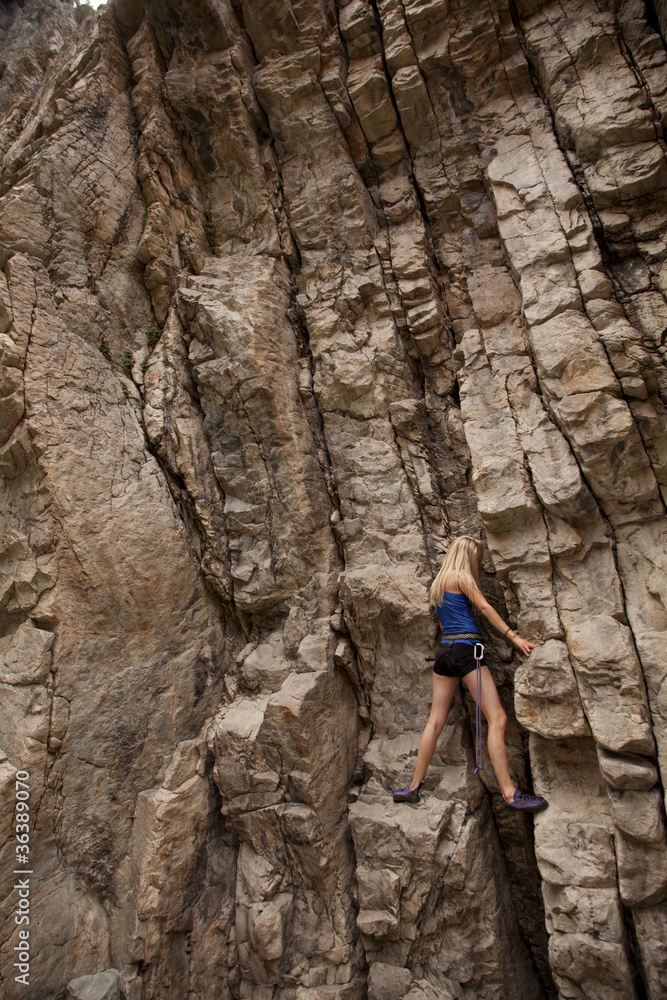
[512,634,538,656]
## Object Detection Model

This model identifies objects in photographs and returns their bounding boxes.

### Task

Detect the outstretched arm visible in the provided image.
[460,579,537,655]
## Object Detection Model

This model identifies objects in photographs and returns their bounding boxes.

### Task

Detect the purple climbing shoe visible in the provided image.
[393,783,423,804]
[503,789,549,812]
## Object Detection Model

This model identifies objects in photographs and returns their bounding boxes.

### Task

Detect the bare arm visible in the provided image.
[461,579,538,656]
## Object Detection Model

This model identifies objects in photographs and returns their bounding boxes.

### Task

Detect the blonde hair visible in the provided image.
[430,535,482,607]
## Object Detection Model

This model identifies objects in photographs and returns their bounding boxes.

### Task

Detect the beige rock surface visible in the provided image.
[0,0,666,998]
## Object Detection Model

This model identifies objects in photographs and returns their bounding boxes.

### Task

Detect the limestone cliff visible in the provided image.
[1,0,667,998]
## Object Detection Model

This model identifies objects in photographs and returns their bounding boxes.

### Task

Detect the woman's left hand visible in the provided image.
[512,635,538,656]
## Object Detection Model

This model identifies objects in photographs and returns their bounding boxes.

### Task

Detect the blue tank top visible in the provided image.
[435,591,480,644]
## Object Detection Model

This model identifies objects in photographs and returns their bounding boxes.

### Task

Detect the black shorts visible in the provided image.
[434,641,484,679]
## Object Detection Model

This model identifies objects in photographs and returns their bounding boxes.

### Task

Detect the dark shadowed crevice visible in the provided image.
[643,0,667,47]
[622,903,651,1000]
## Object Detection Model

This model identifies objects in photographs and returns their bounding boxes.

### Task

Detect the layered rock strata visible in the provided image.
[0,0,666,998]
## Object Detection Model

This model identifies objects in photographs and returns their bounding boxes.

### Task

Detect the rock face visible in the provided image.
[0,0,666,997]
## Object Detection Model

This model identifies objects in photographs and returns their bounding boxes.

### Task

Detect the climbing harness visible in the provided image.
[472,641,488,776]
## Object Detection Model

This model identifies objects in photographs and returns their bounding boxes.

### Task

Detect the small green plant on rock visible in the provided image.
[203,221,218,254]
[122,349,134,377]
[120,381,130,399]
[141,357,149,374]
[146,328,162,350]
[99,338,111,361]
[74,2,94,25]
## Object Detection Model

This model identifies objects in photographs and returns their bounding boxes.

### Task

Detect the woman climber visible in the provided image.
[393,535,549,812]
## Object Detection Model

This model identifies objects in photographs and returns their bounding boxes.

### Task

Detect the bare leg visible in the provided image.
[462,665,516,802]
[409,673,460,789]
